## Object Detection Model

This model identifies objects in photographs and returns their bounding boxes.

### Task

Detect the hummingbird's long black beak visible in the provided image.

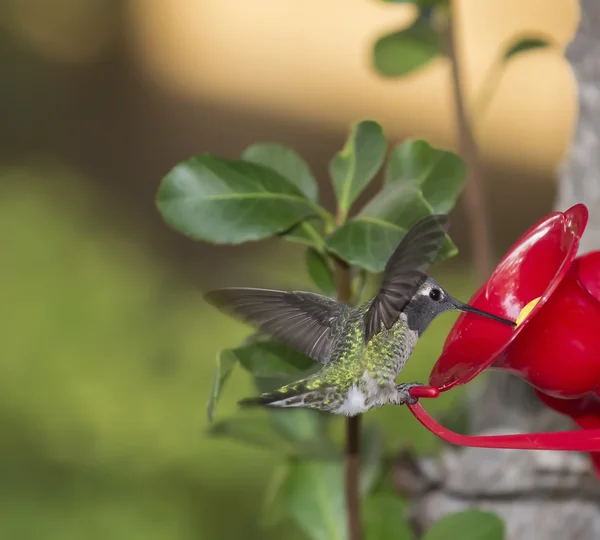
[453,300,516,327]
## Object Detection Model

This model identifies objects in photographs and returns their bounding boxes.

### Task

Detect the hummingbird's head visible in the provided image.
[404,277,516,335]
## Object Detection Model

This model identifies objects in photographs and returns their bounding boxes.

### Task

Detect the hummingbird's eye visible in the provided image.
[429,288,442,301]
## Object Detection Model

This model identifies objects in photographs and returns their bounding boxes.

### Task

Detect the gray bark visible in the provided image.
[555,0,600,249]
[406,1,600,537]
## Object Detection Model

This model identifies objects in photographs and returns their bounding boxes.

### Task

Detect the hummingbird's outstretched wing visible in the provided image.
[204,288,350,364]
[364,214,450,342]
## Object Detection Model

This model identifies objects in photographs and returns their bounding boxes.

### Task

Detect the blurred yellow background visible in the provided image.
[131,0,577,172]
[0,0,579,538]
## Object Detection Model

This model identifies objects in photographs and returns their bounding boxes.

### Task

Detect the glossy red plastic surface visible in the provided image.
[409,386,439,399]
[429,203,589,394]
[496,254,600,397]
[407,401,600,451]
[405,203,600,461]
[534,388,600,430]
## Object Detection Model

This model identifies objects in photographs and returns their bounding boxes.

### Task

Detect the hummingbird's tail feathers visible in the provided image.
[238,381,335,411]
[204,287,350,364]
[237,390,308,409]
[365,214,450,342]
[237,394,280,408]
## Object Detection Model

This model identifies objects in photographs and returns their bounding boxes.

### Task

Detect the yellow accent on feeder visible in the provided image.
[515,297,541,327]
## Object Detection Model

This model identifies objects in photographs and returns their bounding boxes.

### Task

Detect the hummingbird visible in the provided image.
[205,214,516,416]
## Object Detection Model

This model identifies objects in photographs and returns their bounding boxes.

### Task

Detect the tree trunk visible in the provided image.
[405,1,600,538]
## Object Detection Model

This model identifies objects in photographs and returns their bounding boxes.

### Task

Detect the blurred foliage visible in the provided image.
[0,165,281,539]
[423,510,505,540]
[372,11,443,78]
[363,494,413,540]
[371,1,552,130]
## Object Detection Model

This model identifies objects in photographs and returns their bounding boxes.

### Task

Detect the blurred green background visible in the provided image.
[0,0,574,538]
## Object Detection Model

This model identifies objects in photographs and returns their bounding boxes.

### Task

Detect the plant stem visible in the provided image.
[471,58,504,132]
[333,212,362,539]
[345,412,362,540]
[442,4,493,280]
[334,259,353,304]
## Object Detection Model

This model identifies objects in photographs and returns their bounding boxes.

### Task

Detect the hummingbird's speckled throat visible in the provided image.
[205,214,516,416]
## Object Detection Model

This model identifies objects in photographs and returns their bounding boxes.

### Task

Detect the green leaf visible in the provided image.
[230,341,336,458]
[373,15,443,78]
[283,459,347,540]
[385,139,467,213]
[232,340,320,395]
[424,510,505,540]
[326,217,413,274]
[330,120,386,221]
[269,409,339,459]
[261,462,291,528]
[231,341,317,378]
[270,408,329,442]
[360,422,386,497]
[208,411,336,459]
[233,341,336,451]
[503,37,550,62]
[206,416,291,451]
[364,494,414,540]
[326,139,466,272]
[156,154,317,244]
[326,184,456,273]
[206,349,236,422]
[270,409,325,442]
[306,248,336,295]
[241,142,318,201]
[281,219,326,249]
[361,182,432,224]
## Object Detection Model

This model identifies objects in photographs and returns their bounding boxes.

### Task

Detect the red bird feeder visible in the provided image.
[408,203,600,476]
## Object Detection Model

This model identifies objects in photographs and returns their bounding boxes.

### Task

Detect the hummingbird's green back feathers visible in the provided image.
[204,288,351,363]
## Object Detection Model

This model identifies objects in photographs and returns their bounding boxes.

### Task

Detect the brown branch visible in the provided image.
[334,256,362,540]
[345,414,362,540]
[334,258,353,305]
[442,5,494,280]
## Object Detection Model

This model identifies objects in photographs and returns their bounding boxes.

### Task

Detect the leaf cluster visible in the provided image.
[155,116,506,537]
[157,126,464,274]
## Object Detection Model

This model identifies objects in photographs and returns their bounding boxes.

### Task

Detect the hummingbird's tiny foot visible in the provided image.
[396,382,424,405]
